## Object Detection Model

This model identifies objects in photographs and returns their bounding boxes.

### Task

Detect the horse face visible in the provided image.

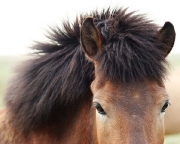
[80,16,175,144]
[91,79,168,144]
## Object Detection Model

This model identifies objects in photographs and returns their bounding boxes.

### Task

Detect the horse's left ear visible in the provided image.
[80,17,103,59]
[157,22,175,56]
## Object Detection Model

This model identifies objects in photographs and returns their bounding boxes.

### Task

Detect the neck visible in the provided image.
[30,92,96,143]
[0,92,97,144]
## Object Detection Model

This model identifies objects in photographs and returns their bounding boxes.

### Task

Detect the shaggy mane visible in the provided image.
[5,7,168,133]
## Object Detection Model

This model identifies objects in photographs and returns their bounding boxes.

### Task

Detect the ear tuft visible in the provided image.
[81,17,103,58]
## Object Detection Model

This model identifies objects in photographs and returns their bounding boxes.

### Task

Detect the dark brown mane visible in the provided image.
[92,8,167,83]
[5,7,168,133]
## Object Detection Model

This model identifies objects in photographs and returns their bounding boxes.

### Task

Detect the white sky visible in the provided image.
[0,0,179,55]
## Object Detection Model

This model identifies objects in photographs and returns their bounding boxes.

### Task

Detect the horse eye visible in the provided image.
[94,102,106,115]
[161,100,169,113]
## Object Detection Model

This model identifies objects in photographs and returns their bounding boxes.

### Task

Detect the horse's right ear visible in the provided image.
[80,17,103,58]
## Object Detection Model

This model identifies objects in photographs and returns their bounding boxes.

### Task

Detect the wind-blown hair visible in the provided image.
[5,7,168,133]
[92,8,167,83]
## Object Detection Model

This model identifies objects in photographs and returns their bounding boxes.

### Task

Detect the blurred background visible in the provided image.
[0,0,179,143]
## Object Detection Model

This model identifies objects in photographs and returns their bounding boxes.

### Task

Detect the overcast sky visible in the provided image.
[0,0,179,55]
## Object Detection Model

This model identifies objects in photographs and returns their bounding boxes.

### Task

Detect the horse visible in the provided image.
[0,7,176,144]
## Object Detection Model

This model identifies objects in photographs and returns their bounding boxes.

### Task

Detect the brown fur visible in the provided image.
[0,7,175,144]
[91,77,167,144]
[0,93,96,144]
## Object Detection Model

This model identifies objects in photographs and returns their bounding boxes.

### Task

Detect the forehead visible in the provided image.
[91,79,168,106]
